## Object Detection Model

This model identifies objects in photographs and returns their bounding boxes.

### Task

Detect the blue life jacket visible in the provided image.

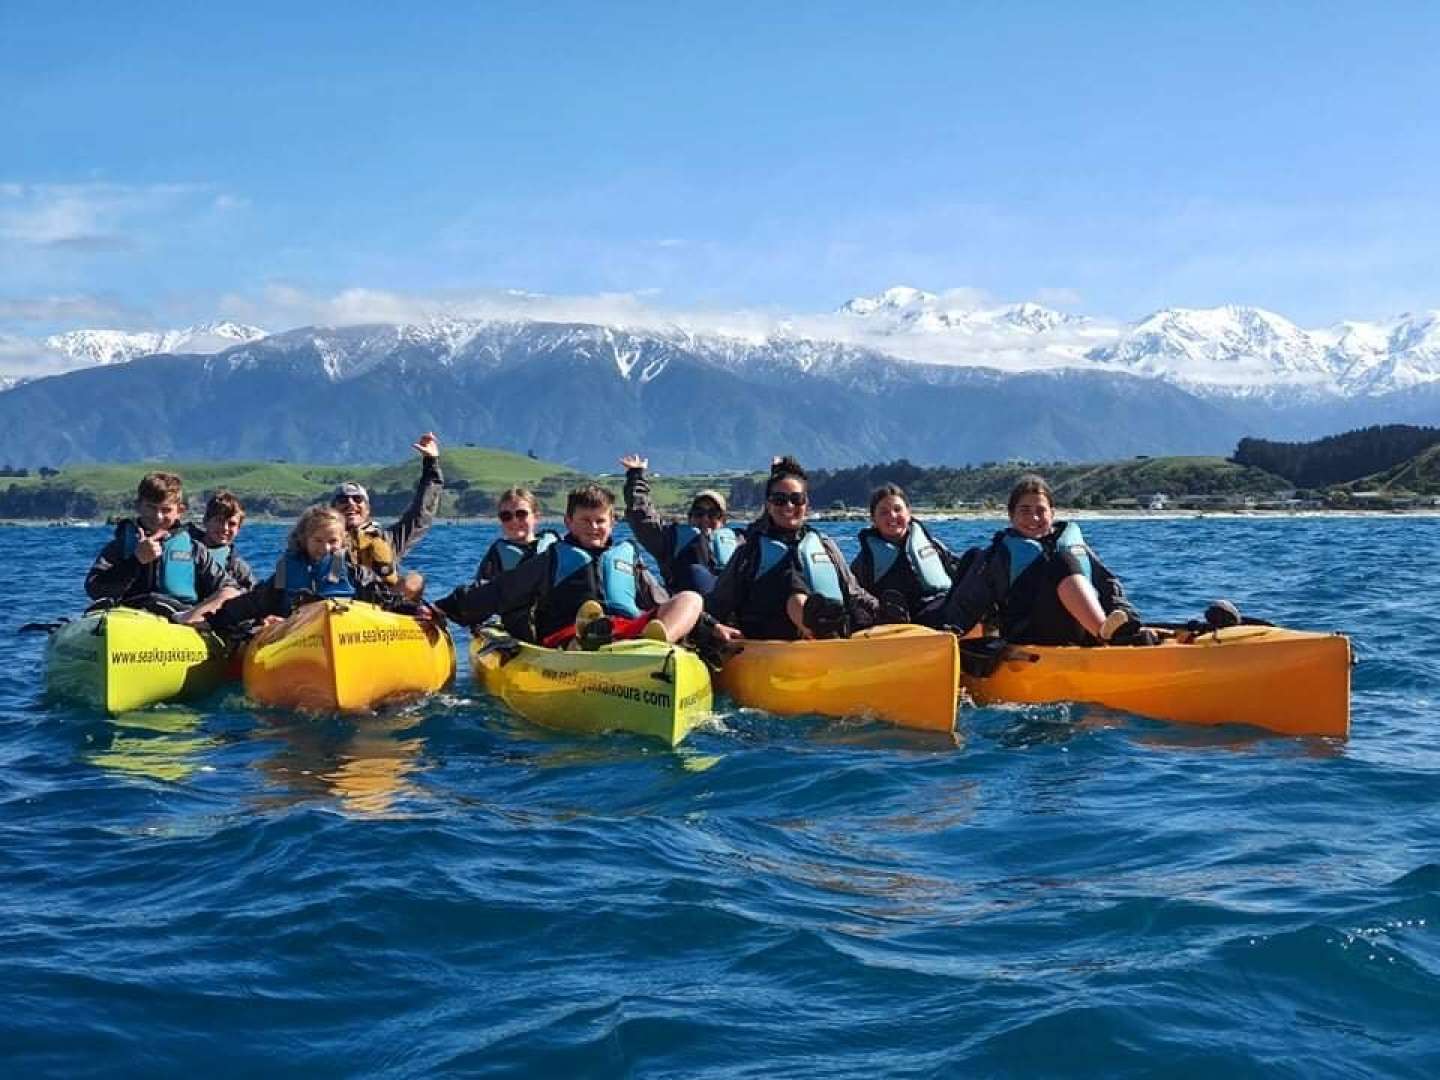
[753,530,844,603]
[1002,520,1091,587]
[210,542,232,569]
[551,538,642,617]
[861,523,952,597]
[121,521,199,603]
[277,551,356,614]
[492,532,558,574]
[672,523,739,569]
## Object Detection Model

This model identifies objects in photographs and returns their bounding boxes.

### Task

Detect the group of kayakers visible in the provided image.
[83,433,1176,654]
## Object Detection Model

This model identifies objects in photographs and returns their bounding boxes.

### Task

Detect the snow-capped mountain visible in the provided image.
[838,286,1084,336]
[42,321,267,367]
[1088,305,1440,399]
[1322,311,1440,395]
[1085,306,1334,396]
[6,289,1440,412]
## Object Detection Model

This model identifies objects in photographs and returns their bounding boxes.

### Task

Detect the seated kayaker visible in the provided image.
[473,487,560,584]
[85,471,240,624]
[207,506,400,636]
[330,431,444,600]
[621,453,744,596]
[187,489,256,590]
[706,456,877,641]
[433,482,705,647]
[851,483,972,628]
[942,474,1154,646]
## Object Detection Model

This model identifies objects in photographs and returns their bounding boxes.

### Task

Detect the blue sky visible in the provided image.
[3,1,1439,333]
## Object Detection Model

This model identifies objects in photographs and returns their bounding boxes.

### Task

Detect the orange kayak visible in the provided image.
[244,599,454,712]
[961,625,1351,738]
[715,624,960,732]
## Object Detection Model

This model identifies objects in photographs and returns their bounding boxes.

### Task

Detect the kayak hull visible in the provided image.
[45,607,230,714]
[244,600,455,712]
[715,624,960,732]
[963,625,1351,738]
[469,628,713,746]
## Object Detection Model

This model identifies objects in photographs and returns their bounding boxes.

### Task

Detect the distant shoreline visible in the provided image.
[7,507,1440,528]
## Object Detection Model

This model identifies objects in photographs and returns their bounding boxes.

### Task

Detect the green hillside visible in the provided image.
[1351,443,1440,496]
[0,447,579,519]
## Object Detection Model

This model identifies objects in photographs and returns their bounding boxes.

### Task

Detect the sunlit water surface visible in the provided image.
[1,517,1436,1077]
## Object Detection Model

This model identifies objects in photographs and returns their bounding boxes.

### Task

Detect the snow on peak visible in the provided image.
[838,286,1078,337]
[1086,305,1336,394]
[43,322,268,366]
[838,286,937,317]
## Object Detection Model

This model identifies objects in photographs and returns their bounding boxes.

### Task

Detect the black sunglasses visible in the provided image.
[767,492,808,507]
[689,505,723,519]
[498,508,531,522]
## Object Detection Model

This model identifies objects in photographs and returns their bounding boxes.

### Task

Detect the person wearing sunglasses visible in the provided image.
[434,482,706,650]
[473,487,560,585]
[705,456,877,642]
[329,431,444,597]
[851,483,974,628]
[620,454,744,597]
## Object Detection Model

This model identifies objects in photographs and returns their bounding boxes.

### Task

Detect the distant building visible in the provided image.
[1147,492,1169,511]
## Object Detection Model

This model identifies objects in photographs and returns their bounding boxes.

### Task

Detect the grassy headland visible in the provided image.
[3,440,1438,521]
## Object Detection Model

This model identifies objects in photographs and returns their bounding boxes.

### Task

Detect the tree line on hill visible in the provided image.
[4,422,1439,520]
[1231,425,1440,488]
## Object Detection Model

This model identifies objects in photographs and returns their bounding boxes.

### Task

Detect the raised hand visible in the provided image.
[412,432,440,458]
[619,453,649,472]
[134,526,168,565]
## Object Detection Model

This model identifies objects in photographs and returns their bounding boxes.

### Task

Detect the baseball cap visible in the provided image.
[332,481,369,503]
[690,489,728,515]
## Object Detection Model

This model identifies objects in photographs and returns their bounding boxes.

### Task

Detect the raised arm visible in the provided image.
[387,432,444,560]
[620,454,668,563]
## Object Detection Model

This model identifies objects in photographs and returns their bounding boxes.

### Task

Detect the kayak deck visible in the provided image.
[470,629,713,746]
[962,625,1351,738]
[244,600,455,712]
[45,606,230,714]
[715,624,960,732]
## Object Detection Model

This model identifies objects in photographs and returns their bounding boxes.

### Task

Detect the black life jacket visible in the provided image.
[483,531,559,578]
[996,521,1097,646]
[536,537,644,640]
[668,523,739,582]
[857,522,952,599]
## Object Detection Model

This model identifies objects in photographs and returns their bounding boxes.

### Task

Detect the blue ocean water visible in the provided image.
[1,516,1437,1078]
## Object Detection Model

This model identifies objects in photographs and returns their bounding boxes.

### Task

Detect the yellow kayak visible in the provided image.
[715,624,960,732]
[244,599,455,712]
[469,628,713,746]
[961,625,1351,738]
[45,606,230,714]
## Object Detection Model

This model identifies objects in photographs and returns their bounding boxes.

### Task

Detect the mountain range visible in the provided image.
[0,291,1436,470]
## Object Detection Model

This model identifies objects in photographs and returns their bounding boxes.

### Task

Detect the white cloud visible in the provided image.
[0,294,133,323]
[205,282,1121,374]
[0,181,241,253]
